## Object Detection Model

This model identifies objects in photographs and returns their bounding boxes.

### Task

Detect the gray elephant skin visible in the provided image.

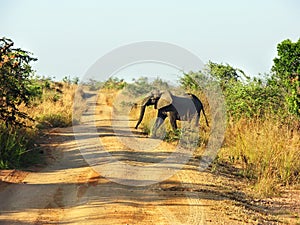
[134,90,209,136]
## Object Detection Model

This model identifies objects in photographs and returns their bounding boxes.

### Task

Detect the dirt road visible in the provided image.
[0,92,298,224]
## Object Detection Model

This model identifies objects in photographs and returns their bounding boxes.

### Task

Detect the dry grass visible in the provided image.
[130,91,300,196]
[100,89,118,107]
[74,87,300,197]
[20,83,84,128]
[188,90,300,196]
[220,118,300,196]
[1,83,86,169]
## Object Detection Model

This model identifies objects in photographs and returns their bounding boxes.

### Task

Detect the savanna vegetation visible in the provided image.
[180,55,300,196]
[1,36,299,197]
[120,39,300,197]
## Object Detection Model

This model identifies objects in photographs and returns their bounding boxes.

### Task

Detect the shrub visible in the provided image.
[225,78,285,119]
[180,63,285,120]
[0,37,41,169]
[0,37,38,127]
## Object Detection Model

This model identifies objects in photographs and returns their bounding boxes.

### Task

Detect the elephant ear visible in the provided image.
[157,91,173,109]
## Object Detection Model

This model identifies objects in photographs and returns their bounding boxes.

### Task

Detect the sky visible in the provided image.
[1,0,300,82]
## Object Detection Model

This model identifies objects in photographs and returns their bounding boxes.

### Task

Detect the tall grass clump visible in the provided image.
[221,118,300,196]
[0,125,32,169]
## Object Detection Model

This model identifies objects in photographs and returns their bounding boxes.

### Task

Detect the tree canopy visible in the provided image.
[0,37,38,127]
[272,39,300,116]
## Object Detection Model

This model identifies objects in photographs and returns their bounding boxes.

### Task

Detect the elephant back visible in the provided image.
[157,90,173,109]
[172,94,197,119]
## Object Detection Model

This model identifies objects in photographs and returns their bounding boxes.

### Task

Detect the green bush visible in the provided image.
[180,63,286,120]
[0,37,38,127]
[0,37,42,169]
[225,78,285,119]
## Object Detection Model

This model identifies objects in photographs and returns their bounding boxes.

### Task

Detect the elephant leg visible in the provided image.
[152,111,167,137]
[168,112,178,131]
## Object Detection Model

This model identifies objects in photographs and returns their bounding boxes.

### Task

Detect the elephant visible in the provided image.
[134,90,209,136]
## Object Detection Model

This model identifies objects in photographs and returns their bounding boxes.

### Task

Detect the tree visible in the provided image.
[180,61,248,92]
[102,77,127,90]
[207,61,250,90]
[0,37,38,127]
[180,62,283,119]
[126,77,155,96]
[272,39,300,116]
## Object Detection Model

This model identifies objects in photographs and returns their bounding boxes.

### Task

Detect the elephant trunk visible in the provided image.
[135,105,146,129]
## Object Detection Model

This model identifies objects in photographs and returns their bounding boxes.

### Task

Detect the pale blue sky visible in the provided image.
[1,0,299,81]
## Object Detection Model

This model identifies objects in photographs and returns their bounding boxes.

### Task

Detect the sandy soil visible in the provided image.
[0,91,299,225]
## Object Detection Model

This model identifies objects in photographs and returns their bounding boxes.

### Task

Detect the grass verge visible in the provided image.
[219,118,300,196]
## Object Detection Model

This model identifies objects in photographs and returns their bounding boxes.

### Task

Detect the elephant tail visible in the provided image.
[202,107,209,127]
[187,93,209,127]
